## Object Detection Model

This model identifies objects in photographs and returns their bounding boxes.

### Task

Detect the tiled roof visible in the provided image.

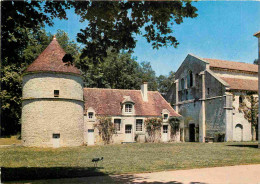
[220,77,258,91]
[25,38,81,75]
[84,88,180,117]
[203,58,258,73]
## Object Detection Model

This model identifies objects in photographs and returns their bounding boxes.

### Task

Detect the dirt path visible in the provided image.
[85,164,260,184]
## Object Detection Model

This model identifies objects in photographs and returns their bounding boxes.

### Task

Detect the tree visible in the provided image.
[157,71,175,96]
[0,28,79,136]
[2,1,198,64]
[73,1,198,61]
[253,59,258,65]
[77,52,158,90]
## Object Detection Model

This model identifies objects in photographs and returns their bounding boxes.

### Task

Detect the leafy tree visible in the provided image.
[253,59,258,65]
[0,29,79,136]
[77,52,158,90]
[2,1,198,64]
[157,71,175,96]
[73,1,198,61]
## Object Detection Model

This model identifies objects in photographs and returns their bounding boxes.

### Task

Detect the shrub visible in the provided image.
[94,116,116,144]
[145,117,162,142]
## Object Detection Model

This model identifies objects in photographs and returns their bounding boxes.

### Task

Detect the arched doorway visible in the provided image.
[189,124,195,142]
[234,124,243,141]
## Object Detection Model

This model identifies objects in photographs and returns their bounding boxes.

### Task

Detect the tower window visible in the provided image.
[53,133,60,139]
[54,90,59,97]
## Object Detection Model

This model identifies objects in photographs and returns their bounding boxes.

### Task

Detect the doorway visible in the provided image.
[162,125,168,142]
[189,124,195,142]
[52,133,60,148]
[234,124,243,142]
[88,129,94,145]
[125,125,133,142]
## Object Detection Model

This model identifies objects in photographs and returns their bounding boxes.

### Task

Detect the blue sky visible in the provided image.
[45,1,260,76]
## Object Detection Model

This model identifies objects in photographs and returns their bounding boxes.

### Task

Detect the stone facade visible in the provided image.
[166,54,258,142]
[22,73,84,147]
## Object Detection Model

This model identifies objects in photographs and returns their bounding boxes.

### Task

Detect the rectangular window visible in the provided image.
[125,104,132,112]
[163,114,168,120]
[163,125,168,133]
[88,112,93,119]
[54,90,59,97]
[114,119,121,131]
[136,119,143,131]
[53,133,60,139]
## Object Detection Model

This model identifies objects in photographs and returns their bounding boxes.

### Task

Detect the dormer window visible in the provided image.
[88,112,94,119]
[163,114,168,120]
[125,104,132,113]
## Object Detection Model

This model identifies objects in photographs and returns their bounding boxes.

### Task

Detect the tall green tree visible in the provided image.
[77,51,158,90]
[0,29,79,136]
[157,71,175,96]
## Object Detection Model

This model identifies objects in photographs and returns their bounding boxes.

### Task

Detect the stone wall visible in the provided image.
[22,99,84,147]
[22,72,84,147]
[23,73,83,101]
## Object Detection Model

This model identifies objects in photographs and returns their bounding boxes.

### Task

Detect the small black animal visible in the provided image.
[92,157,103,167]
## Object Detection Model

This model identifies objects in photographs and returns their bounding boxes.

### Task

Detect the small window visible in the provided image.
[88,112,94,119]
[125,104,132,112]
[163,125,168,133]
[181,78,185,90]
[114,119,121,131]
[54,90,59,97]
[187,71,193,88]
[239,96,244,107]
[53,133,60,139]
[163,114,168,120]
[136,119,143,131]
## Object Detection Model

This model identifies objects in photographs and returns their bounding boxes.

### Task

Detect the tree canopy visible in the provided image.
[2,1,198,63]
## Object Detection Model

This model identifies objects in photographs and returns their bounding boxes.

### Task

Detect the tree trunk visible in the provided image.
[252,126,256,141]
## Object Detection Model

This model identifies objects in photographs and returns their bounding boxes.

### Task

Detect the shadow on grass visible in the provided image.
[1,167,106,182]
[226,144,258,148]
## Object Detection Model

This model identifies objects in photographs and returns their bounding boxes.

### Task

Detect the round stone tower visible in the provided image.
[21,36,84,147]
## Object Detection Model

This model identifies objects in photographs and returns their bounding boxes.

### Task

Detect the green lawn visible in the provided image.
[1,142,260,181]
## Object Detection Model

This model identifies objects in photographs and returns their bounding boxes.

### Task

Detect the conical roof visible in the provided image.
[25,37,81,75]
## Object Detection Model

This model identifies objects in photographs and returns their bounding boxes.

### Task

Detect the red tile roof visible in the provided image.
[25,38,81,75]
[84,88,180,117]
[203,58,258,73]
[220,77,258,91]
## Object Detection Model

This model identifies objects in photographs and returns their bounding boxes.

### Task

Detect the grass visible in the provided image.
[0,136,21,145]
[1,142,260,181]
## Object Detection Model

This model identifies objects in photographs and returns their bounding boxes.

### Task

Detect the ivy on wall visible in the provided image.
[94,116,116,144]
[145,118,162,142]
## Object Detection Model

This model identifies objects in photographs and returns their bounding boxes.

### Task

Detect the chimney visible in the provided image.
[141,82,148,102]
[254,31,260,61]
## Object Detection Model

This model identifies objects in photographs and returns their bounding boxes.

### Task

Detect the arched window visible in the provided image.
[181,78,185,90]
[189,71,193,87]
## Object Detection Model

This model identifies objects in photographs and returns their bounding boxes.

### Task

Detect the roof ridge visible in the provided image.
[203,58,255,66]
[84,87,141,91]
